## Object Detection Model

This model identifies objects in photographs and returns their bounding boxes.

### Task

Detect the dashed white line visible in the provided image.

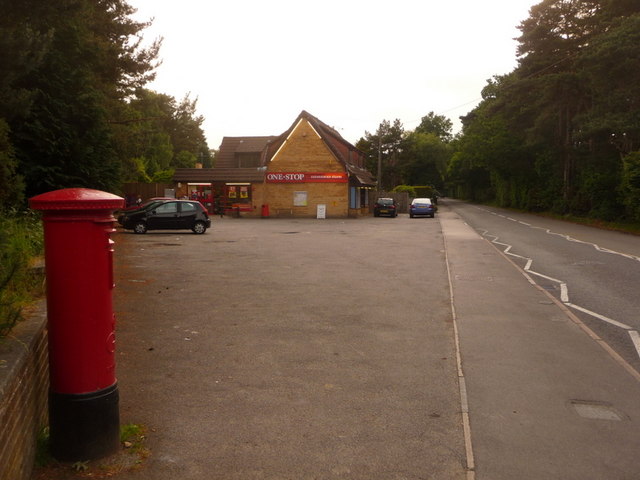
[566,303,633,330]
[478,224,640,362]
[474,206,640,263]
[630,331,640,357]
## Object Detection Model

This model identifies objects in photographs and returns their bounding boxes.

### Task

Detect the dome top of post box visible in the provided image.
[30,188,124,211]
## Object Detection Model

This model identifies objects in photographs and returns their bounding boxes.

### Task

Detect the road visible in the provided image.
[443,198,640,372]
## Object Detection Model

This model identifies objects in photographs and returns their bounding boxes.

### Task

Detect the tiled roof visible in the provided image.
[266,111,376,186]
[173,112,376,187]
[346,164,377,187]
[215,136,277,168]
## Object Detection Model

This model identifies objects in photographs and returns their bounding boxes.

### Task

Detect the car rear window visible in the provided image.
[181,202,197,212]
[378,198,394,205]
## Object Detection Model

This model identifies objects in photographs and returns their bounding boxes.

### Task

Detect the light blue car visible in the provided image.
[409,198,436,218]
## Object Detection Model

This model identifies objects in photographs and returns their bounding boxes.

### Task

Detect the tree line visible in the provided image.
[2,0,638,225]
[358,0,640,224]
[0,0,211,210]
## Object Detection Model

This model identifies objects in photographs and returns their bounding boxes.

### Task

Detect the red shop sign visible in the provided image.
[266,172,348,183]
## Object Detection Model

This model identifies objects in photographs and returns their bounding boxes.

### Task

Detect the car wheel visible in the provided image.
[133,222,147,234]
[192,221,207,234]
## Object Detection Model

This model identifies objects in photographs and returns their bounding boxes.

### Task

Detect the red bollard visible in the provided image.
[30,188,124,461]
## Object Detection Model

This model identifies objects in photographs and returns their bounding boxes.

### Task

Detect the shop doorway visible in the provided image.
[188,183,214,213]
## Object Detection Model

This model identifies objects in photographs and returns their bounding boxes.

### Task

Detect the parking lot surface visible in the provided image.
[113,213,467,479]
[112,203,640,479]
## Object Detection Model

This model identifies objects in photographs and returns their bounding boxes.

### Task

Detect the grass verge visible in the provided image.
[31,423,150,479]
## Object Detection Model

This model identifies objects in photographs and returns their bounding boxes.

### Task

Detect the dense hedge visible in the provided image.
[0,211,44,337]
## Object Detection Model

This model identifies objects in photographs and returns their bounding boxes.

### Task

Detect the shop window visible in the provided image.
[225,184,252,206]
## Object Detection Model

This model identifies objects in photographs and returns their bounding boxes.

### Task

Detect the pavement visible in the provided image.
[108,202,640,480]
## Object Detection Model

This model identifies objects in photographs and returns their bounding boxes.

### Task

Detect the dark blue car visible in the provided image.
[409,198,436,218]
[374,197,398,217]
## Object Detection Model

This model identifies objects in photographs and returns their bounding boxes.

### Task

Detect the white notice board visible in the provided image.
[316,204,326,219]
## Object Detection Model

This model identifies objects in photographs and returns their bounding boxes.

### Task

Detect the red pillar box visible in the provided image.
[30,188,124,461]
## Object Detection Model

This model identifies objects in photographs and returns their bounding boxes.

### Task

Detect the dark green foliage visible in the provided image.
[356,119,406,190]
[115,90,209,181]
[621,152,640,222]
[356,112,452,191]
[0,0,209,204]
[0,120,25,209]
[0,211,44,337]
[6,0,158,198]
[414,112,453,142]
[448,1,640,223]
[0,1,211,336]
[392,185,417,198]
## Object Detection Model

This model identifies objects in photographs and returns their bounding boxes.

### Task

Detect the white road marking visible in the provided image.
[629,331,640,359]
[566,303,633,330]
[476,215,640,362]
[474,206,640,262]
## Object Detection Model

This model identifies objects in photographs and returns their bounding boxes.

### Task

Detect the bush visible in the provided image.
[392,185,417,197]
[622,152,640,222]
[413,186,437,198]
[0,210,44,337]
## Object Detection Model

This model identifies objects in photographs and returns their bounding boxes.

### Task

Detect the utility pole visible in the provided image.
[377,130,382,194]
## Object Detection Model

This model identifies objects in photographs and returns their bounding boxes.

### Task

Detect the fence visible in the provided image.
[121,183,174,206]
[373,191,410,213]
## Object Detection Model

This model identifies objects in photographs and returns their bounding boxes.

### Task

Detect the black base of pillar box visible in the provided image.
[49,383,120,461]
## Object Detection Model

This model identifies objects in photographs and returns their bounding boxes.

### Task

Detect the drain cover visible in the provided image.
[570,400,624,421]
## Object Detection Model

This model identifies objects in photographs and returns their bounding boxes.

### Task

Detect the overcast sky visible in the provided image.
[128,0,539,149]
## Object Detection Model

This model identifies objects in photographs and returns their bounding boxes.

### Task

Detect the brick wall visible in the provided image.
[265,182,348,217]
[265,118,349,217]
[0,300,49,480]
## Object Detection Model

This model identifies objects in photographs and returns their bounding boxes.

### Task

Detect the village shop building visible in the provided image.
[173,111,376,218]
